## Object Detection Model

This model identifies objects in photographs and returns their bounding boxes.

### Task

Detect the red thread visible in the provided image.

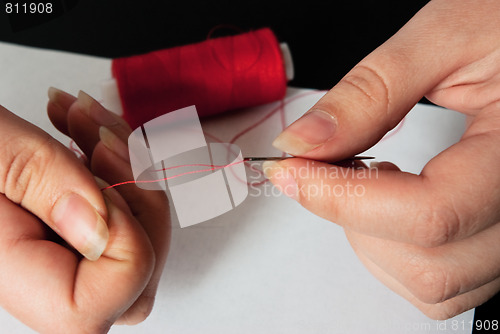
[224,90,324,187]
[100,159,246,191]
[112,28,288,129]
[100,90,328,191]
[154,163,234,172]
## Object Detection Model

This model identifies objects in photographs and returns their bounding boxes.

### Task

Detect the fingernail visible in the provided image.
[51,193,109,261]
[47,87,66,111]
[369,161,381,169]
[272,110,337,156]
[99,126,129,161]
[94,176,110,190]
[48,87,62,104]
[262,161,298,200]
[78,90,119,127]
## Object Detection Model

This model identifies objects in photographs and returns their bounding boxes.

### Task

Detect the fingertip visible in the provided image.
[47,86,60,101]
[66,98,101,157]
[263,160,299,200]
[48,87,76,105]
[99,126,130,162]
[101,193,156,277]
[370,161,401,171]
[272,110,338,156]
[47,87,77,136]
[115,293,156,326]
[47,100,70,135]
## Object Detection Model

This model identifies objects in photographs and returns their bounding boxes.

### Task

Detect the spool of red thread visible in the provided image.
[107,28,292,129]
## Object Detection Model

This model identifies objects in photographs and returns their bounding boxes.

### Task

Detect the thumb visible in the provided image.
[0,105,108,261]
[272,0,498,160]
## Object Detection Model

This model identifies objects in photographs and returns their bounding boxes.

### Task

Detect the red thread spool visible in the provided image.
[111,28,289,129]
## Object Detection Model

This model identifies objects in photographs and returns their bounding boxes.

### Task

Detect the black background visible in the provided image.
[0,0,429,90]
[0,0,498,330]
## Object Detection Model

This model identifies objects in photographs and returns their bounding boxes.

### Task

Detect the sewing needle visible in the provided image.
[244,156,375,162]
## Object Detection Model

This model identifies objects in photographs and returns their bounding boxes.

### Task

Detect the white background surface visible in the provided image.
[0,41,474,333]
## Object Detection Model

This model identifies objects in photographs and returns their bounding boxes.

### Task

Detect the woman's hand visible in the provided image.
[47,88,171,327]
[265,0,500,319]
[0,87,170,334]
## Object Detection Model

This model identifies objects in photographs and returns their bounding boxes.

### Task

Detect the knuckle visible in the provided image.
[411,203,460,247]
[407,260,452,304]
[2,135,57,204]
[340,64,393,123]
